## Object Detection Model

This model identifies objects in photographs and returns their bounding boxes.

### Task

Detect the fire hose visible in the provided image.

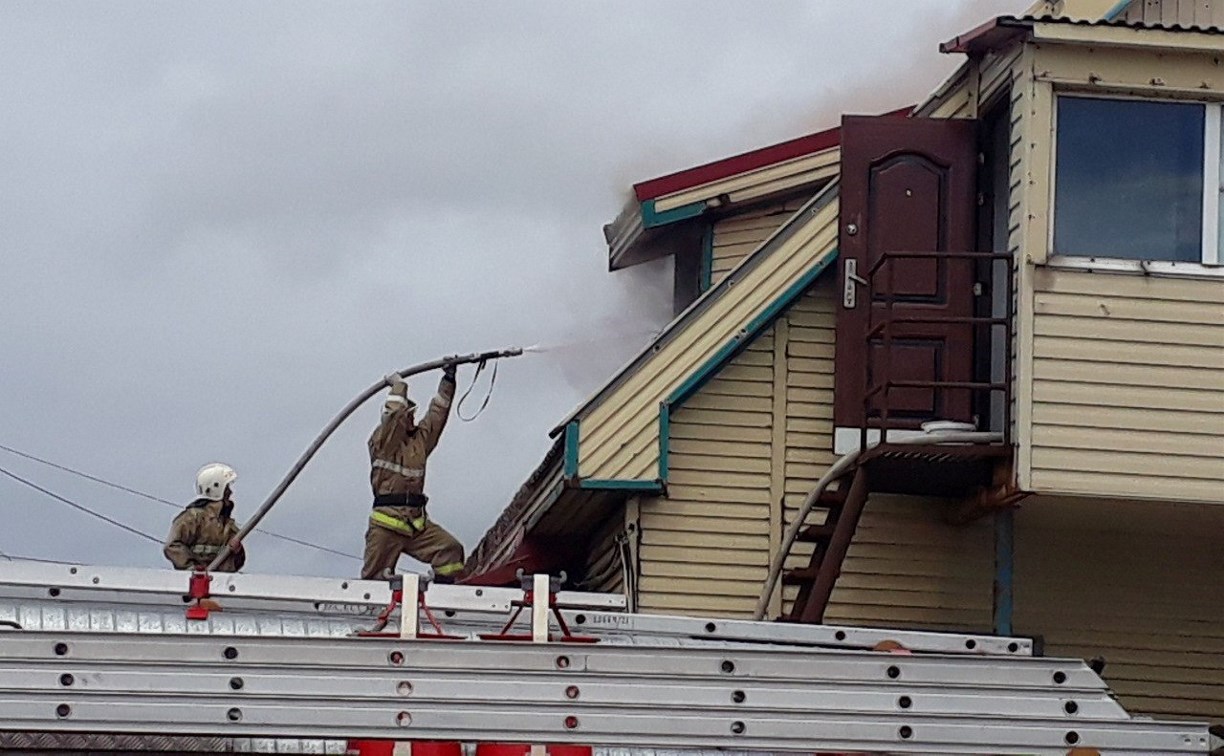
[206,348,524,571]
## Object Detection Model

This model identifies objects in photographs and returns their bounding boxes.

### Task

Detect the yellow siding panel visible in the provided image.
[1033,359,1224,390]
[578,191,839,481]
[1015,496,1224,721]
[1024,268,1224,503]
[710,199,807,287]
[1028,469,1223,502]
[1033,267,1224,303]
[1035,290,1224,325]
[1035,314,1222,347]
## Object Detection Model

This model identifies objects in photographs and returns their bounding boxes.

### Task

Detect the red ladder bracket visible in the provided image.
[355,574,463,640]
[479,573,598,644]
[184,570,213,621]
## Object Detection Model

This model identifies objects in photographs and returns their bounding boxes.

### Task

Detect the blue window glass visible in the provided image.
[1054,96,1204,262]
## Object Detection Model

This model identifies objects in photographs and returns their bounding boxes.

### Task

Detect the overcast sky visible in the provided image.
[0,0,1021,577]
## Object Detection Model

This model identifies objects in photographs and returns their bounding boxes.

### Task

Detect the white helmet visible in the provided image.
[195,463,237,501]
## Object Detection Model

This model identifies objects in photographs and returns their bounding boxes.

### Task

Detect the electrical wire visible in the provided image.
[0,551,81,566]
[0,465,162,545]
[0,442,360,562]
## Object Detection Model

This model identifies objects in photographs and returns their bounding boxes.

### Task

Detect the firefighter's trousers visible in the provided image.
[362,505,465,581]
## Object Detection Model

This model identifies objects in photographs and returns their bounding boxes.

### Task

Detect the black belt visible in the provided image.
[373,493,429,509]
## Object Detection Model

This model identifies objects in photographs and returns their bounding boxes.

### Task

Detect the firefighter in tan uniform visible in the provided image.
[363,365,465,582]
[164,463,246,573]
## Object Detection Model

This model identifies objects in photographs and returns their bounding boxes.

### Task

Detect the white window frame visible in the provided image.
[1049,92,1224,279]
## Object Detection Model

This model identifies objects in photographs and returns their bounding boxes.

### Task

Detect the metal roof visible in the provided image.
[941,13,1224,55]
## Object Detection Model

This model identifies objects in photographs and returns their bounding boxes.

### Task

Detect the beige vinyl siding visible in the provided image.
[1015,496,1224,721]
[577,189,840,482]
[710,198,807,286]
[1121,0,1224,28]
[636,332,776,618]
[1025,269,1224,502]
[775,279,996,630]
[822,497,995,631]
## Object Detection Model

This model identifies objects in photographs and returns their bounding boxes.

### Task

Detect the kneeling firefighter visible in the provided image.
[362,364,465,582]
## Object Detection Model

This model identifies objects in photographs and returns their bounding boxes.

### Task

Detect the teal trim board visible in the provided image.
[563,421,579,479]
[578,479,664,493]
[699,223,714,293]
[1103,0,1133,20]
[657,402,671,481]
[641,198,706,229]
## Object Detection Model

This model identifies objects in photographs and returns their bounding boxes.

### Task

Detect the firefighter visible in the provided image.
[164,463,246,572]
[363,365,465,582]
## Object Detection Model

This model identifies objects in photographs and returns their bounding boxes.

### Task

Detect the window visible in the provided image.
[1053,95,1222,269]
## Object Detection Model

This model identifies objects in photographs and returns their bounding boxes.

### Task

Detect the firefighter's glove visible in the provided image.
[385,373,407,390]
[442,364,457,382]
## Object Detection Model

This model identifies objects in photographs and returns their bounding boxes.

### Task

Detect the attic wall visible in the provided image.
[709,197,809,287]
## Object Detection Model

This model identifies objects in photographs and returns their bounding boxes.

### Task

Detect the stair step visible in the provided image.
[817,488,847,506]
[796,523,837,543]
[782,567,819,586]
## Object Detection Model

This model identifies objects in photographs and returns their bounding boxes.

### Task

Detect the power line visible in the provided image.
[0,549,82,566]
[0,465,162,545]
[0,442,360,562]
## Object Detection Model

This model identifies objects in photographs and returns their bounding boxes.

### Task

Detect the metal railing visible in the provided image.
[859,249,1014,453]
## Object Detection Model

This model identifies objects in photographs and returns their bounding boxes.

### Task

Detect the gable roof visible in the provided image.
[605,107,909,270]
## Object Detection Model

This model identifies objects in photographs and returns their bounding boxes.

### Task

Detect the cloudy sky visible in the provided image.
[0,0,1021,576]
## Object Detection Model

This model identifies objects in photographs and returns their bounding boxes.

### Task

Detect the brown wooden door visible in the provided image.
[833,115,979,434]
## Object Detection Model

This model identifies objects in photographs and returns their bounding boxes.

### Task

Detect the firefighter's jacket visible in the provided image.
[163,499,245,572]
[369,374,455,499]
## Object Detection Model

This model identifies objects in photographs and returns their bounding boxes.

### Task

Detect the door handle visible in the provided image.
[843,258,867,308]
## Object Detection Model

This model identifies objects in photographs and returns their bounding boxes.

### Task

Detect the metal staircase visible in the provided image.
[780,464,866,624]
